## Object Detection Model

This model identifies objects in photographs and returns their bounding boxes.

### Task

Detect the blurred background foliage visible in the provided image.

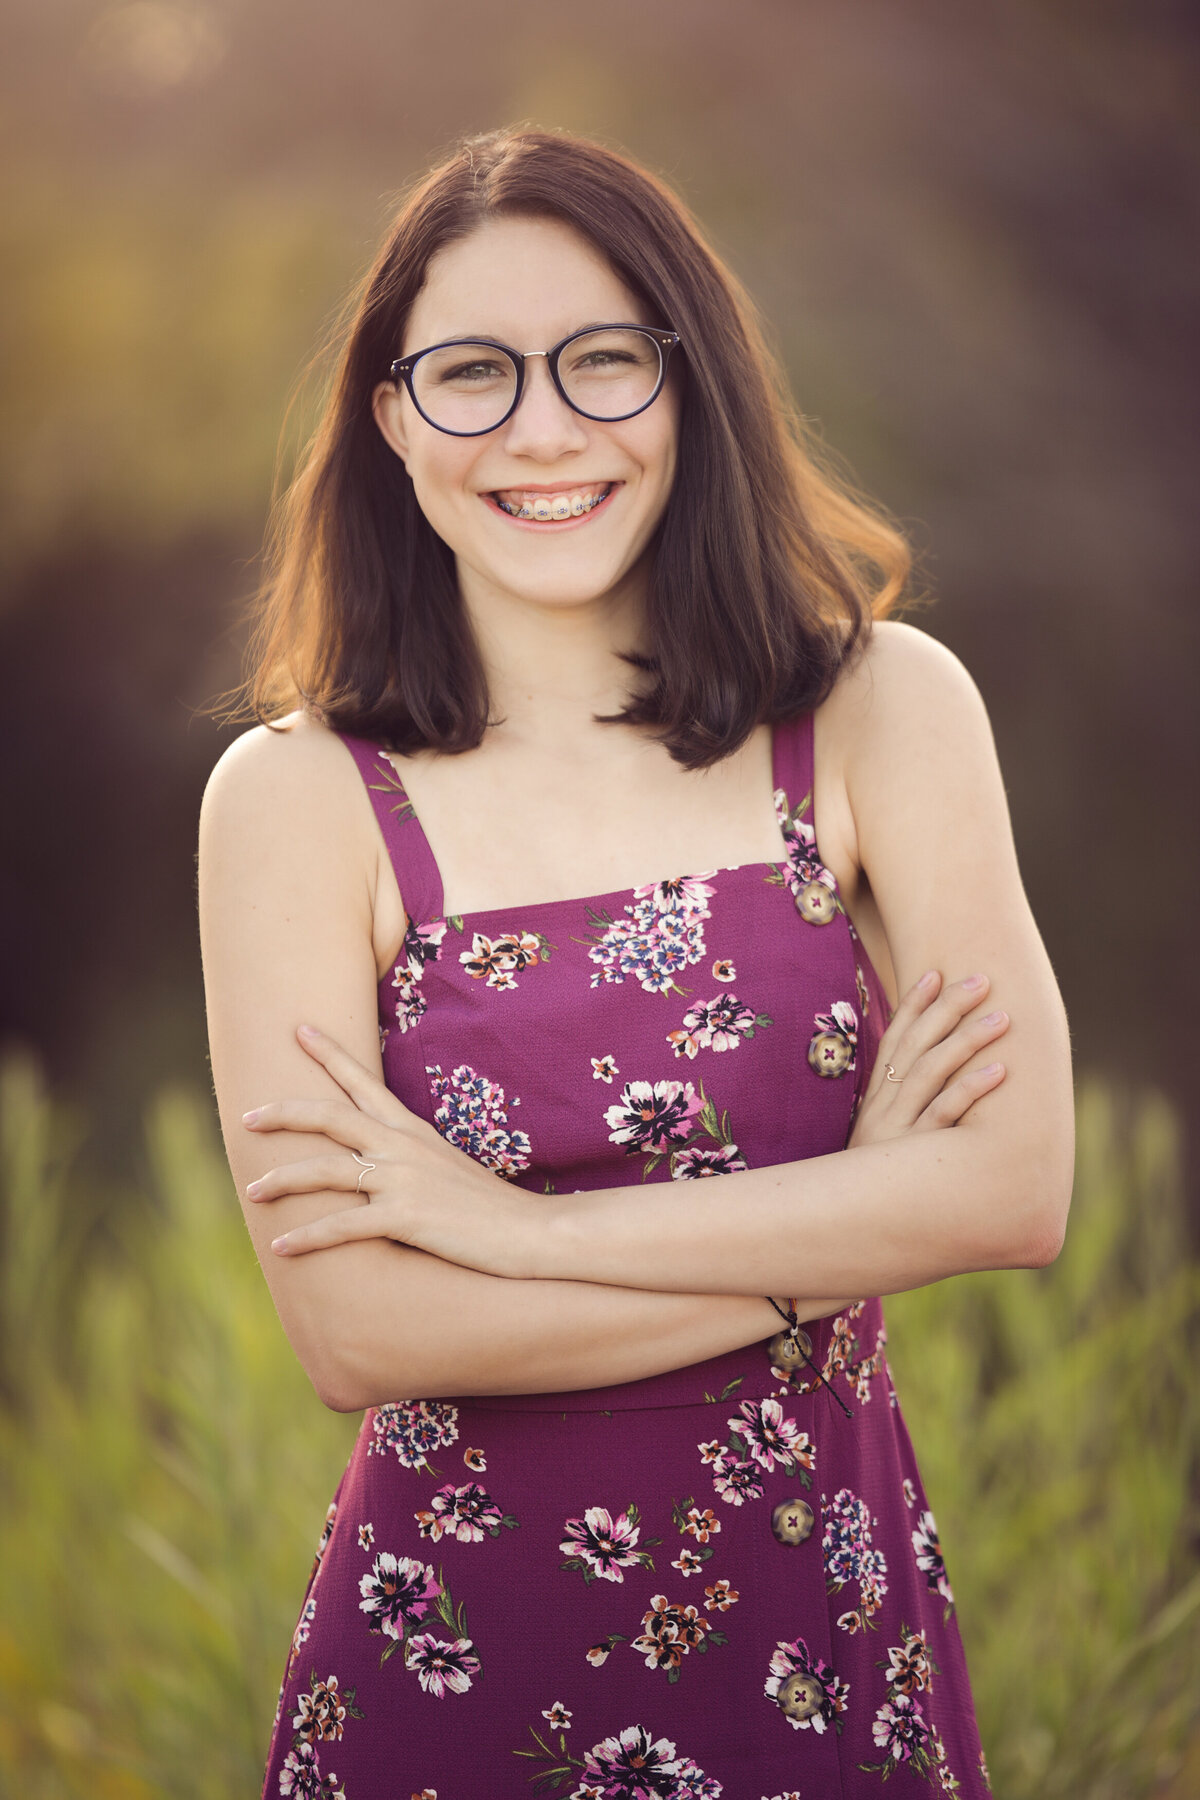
[2,1052,1197,1795]
[2,0,1199,1790]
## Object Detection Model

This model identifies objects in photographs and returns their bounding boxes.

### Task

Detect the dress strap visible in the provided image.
[770,709,816,828]
[336,733,445,925]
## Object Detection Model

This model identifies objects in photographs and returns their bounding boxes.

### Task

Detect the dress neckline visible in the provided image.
[374,717,797,928]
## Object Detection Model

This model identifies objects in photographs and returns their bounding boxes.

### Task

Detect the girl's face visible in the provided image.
[371,214,682,619]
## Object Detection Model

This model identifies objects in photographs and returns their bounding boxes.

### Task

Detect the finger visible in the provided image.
[873,970,942,1074]
[912,1061,1006,1131]
[271,1201,401,1257]
[896,1007,1009,1108]
[296,1025,407,1126]
[246,1150,379,1203]
[885,973,994,1075]
[243,1095,384,1147]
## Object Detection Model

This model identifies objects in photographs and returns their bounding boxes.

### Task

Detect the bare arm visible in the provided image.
[537,624,1075,1294]
[198,714,843,1412]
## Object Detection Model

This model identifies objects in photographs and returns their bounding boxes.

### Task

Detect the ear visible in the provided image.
[371,379,411,466]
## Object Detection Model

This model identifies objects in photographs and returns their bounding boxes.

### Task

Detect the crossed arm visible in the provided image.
[199,625,1074,1411]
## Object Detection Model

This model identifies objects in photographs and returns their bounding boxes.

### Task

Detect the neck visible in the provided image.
[459,565,653,745]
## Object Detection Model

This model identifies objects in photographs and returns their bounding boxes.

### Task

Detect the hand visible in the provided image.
[241,1025,551,1278]
[848,971,1009,1151]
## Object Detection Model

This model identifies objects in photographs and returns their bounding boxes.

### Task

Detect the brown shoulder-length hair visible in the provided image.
[219,125,917,768]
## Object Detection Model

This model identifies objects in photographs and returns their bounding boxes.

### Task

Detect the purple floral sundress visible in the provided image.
[260,710,991,1800]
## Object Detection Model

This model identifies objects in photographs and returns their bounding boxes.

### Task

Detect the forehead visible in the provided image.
[403,214,650,350]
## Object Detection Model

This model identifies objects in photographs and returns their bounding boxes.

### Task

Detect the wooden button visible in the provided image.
[795,880,835,924]
[807,1030,852,1078]
[776,1670,823,1721]
[767,1327,813,1375]
[771,1498,815,1546]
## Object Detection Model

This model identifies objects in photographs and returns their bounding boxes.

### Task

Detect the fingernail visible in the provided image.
[918,970,938,990]
[246,1179,263,1197]
[963,974,987,990]
[982,1010,1006,1026]
[981,1062,1004,1076]
[298,1024,319,1038]
[242,1108,261,1124]
[271,1236,290,1253]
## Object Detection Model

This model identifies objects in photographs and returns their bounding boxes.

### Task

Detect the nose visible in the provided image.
[499,352,589,460]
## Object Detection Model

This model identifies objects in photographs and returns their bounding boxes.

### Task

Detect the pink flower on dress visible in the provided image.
[403,1633,481,1697]
[604,1080,703,1153]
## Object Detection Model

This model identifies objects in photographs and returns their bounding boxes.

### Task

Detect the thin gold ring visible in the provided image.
[351,1149,376,1193]
[884,1064,904,1082]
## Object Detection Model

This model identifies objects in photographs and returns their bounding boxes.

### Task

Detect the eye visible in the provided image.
[577,348,636,368]
[435,358,508,384]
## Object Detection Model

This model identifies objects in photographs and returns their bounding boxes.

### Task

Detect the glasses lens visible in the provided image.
[412,342,519,433]
[557,328,664,419]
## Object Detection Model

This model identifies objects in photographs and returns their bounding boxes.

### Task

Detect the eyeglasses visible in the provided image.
[388,323,681,437]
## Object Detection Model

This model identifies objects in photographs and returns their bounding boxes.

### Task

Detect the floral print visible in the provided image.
[516,1720,723,1797]
[604,1078,747,1181]
[459,927,553,988]
[278,1741,344,1798]
[823,1487,889,1632]
[414,1482,519,1544]
[630,1594,729,1682]
[292,1670,363,1746]
[807,999,859,1078]
[358,1553,481,1697]
[913,1509,956,1611]
[605,1079,701,1152]
[559,1503,661,1585]
[582,875,716,994]
[426,1061,532,1177]
[696,1399,814,1512]
[776,1300,888,1408]
[357,1551,442,1646]
[261,721,989,1796]
[765,1636,850,1734]
[858,1623,959,1786]
[730,1397,815,1479]
[368,1400,459,1473]
[666,993,773,1059]
[404,1632,481,1697]
[388,918,448,1033]
[768,784,842,925]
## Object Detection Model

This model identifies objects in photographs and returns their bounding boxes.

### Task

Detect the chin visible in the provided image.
[473,550,642,612]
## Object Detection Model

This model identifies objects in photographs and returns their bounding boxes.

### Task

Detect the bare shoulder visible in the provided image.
[201,706,361,829]
[813,618,1004,911]
[826,619,990,755]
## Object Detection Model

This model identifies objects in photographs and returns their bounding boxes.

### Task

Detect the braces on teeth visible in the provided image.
[494,486,611,520]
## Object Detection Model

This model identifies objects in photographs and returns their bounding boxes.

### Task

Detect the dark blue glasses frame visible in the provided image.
[388,323,681,436]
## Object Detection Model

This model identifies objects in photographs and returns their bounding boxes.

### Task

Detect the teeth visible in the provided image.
[494,485,611,520]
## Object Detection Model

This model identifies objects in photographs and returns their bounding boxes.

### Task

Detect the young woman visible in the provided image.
[199,127,1073,1799]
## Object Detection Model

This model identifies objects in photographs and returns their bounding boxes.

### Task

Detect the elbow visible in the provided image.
[1019,1206,1069,1269]
[999,1147,1074,1272]
[310,1362,369,1414]
[307,1320,426,1414]
[295,1322,375,1414]
[965,1120,1074,1272]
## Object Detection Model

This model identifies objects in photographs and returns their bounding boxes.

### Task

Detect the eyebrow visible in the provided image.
[423,320,635,345]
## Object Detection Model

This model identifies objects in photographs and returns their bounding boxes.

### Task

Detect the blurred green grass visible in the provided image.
[0,1052,1197,1796]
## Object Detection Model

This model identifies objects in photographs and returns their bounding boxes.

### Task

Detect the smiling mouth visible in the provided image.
[486,482,617,523]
